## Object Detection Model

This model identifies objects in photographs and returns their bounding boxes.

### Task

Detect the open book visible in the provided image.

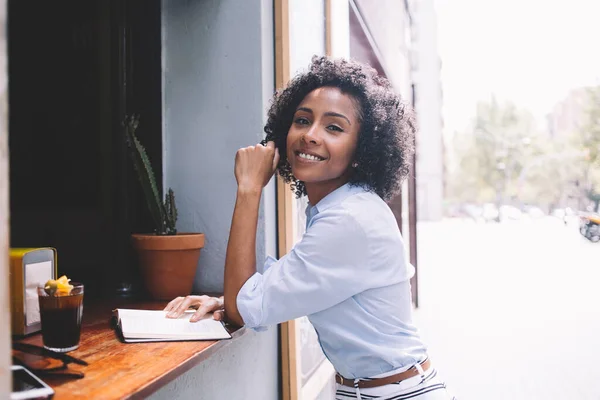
[114,309,231,343]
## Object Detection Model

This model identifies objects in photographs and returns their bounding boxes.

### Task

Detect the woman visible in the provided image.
[165,56,456,400]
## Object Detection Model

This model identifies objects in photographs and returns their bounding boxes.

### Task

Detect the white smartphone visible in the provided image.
[10,365,54,400]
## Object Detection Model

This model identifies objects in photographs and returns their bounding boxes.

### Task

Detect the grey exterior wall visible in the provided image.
[149,328,277,400]
[161,0,273,294]
[151,0,279,399]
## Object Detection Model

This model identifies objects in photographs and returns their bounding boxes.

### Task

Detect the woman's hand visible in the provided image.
[235,141,280,193]
[164,295,225,323]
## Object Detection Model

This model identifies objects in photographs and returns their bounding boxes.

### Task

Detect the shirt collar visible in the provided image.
[307,183,368,215]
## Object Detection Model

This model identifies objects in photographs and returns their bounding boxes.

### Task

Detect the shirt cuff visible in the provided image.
[236,272,265,330]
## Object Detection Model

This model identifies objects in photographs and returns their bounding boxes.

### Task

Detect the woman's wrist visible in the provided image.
[237,186,262,197]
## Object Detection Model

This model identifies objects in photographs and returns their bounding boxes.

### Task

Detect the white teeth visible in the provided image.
[298,152,322,161]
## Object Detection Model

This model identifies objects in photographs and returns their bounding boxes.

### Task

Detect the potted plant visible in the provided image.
[124,115,205,300]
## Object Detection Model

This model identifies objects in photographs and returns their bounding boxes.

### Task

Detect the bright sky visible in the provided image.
[435,0,600,134]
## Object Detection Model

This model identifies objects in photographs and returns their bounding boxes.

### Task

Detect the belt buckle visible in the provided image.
[335,374,344,385]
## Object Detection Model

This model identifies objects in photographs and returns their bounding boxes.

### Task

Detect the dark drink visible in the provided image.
[37,283,84,352]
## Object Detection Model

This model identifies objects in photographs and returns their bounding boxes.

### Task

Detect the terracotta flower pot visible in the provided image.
[131,233,205,300]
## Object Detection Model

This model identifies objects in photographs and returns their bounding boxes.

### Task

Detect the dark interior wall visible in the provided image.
[8,0,162,298]
[9,1,105,209]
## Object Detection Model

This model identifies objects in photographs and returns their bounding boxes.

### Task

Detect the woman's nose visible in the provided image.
[302,126,321,145]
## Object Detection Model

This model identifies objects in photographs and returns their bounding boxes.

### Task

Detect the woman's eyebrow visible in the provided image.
[296,107,351,125]
[324,112,351,125]
[296,107,313,115]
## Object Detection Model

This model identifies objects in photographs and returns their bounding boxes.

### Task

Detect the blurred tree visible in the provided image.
[446,98,539,205]
[447,89,600,214]
[577,86,600,210]
[518,145,581,210]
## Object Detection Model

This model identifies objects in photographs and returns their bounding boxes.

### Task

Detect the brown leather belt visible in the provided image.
[335,358,431,389]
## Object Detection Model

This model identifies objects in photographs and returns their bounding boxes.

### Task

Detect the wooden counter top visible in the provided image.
[14,299,245,399]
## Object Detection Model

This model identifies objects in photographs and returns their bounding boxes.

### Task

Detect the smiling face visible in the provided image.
[286,86,361,203]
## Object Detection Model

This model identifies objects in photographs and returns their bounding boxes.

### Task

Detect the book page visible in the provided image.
[118,309,230,340]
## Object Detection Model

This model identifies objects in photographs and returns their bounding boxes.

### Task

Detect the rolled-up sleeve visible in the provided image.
[236,208,385,329]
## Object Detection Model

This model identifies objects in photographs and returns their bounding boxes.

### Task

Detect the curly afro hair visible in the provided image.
[262,56,415,201]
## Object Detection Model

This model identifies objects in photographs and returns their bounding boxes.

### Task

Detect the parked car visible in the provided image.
[579,213,600,243]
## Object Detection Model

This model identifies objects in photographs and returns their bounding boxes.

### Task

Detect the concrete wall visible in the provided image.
[150,328,277,400]
[0,0,10,395]
[161,0,275,293]
[151,0,279,399]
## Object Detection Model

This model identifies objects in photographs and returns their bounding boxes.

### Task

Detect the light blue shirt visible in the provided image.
[237,183,427,379]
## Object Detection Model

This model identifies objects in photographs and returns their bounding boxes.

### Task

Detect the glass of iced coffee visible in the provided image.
[37,277,84,352]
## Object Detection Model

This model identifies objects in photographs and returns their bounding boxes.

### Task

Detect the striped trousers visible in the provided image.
[335,363,456,400]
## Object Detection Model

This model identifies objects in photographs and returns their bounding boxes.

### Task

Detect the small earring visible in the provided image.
[352,162,358,168]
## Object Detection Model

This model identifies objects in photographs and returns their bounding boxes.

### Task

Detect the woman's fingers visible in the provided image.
[166,295,202,318]
[264,141,278,174]
[165,296,224,321]
[213,309,226,321]
[163,296,185,313]
[272,147,280,171]
[189,302,213,322]
[234,141,279,191]
[173,297,196,317]
[189,298,221,322]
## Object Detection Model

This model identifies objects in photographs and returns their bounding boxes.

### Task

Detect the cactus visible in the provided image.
[164,188,178,235]
[123,115,178,235]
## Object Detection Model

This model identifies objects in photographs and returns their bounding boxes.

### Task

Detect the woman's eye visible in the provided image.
[327,125,343,132]
[294,117,310,125]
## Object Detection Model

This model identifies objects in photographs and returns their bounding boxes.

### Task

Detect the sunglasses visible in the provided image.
[12,342,88,379]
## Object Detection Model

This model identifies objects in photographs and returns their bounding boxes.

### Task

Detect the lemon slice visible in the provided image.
[44,275,74,296]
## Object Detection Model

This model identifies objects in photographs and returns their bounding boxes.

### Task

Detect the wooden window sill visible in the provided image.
[13,299,245,399]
